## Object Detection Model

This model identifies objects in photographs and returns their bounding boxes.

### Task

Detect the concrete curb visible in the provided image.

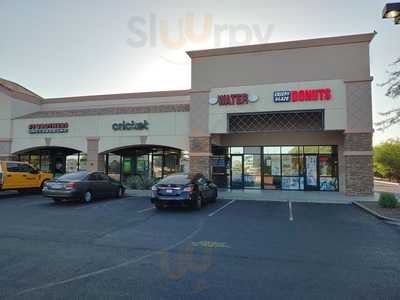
[352,201,400,225]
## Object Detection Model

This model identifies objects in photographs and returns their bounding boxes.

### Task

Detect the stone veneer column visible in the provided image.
[343,132,374,196]
[86,137,100,172]
[189,90,212,177]
[189,136,211,177]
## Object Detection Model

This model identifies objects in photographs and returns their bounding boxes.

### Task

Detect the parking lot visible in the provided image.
[0,193,399,300]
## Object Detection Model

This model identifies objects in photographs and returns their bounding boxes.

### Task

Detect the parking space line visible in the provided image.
[137,207,155,213]
[17,200,50,208]
[208,200,235,217]
[288,200,294,221]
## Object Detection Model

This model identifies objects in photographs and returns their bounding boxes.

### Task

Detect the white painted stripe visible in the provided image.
[14,220,204,296]
[137,207,155,213]
[288,200,294,221]
[208,200,235,217]
[375,180,399,186]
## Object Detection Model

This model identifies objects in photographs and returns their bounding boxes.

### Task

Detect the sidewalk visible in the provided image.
[125,189,378,204]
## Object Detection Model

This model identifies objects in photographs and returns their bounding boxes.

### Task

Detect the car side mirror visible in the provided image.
[31,169,39,174]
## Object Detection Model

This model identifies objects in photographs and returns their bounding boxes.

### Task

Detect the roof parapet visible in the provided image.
[186,32,377,59]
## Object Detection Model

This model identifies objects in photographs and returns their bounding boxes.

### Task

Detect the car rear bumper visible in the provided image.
[151,194,193,206]
[42,188,82,199]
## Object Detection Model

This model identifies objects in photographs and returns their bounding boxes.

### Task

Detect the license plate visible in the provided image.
[51,183,63,189]
[166,189,173,193]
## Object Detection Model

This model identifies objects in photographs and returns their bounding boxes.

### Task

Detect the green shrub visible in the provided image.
[125,175,157,190]
[378,193,398,208]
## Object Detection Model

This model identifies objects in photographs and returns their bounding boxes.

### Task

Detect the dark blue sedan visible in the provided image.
[151,173,218,210]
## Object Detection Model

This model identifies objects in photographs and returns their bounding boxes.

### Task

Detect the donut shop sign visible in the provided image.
[273,88,332,103]
[209,93,259,106]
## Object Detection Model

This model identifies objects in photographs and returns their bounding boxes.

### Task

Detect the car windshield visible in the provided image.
[158,175,191,185]
[57,172,89,181]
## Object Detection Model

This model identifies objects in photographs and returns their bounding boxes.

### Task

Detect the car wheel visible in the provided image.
[210,190,218,203]
[40,180,48,189]
[116,187,124,198]
[192,194,202,210]
[155,203,164,210]
[83,191,93,203]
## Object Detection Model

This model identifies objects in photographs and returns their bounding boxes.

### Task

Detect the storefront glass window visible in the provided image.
[137,155,150,177]
[78,153,87,171]
[108,154,121,181]
[214,144,339,192]
[263,147,281,154]
[30,154,40,170]
[19,154,30,163]
[281,155,299,176]
[230,147,243,154]
[282,177,300,190]
[320,177,338,191]
[319,146,333,154]
[282,146,299,155]
[304,146,319,154]
[121,157,133,185]
[40,151,51,172]
[152,155,163,179]
[231,155,243,189]
[244,154,261,189]
[263,154,281,190]
[319,155,334,176]
[66,154,79,173]
[164,154,179,176]
[244,147,261,154]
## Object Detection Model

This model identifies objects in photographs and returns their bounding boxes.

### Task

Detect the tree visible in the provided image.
[375,58,400,131]
[373,139,400,182]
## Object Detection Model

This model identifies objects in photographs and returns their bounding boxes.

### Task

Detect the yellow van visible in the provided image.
[0,161,53,193]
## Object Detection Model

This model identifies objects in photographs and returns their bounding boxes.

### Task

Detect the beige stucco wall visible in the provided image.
[190,41,372,137]
[0,91,39,147]
[209,80,347,133]
[41,95,190,111]
[11,111,190,154]
[191,43,371,91]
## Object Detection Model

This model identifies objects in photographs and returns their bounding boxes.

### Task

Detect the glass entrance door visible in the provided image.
[230,155,243,189]
[244,155,261,189]
[304,155,319,191]
[152,155,163,179]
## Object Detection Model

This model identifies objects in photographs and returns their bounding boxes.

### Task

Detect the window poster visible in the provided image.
[282,177,300,190]
[306,156,317,186]
[271,156,281,176]
[320,177,338,191]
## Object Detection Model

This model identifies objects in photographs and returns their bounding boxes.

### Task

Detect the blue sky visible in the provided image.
[0,0,399,143]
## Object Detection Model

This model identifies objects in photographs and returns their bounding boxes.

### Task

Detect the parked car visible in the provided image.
[150,173,218,210]
[42,171,125,203]
[0,160,53,193]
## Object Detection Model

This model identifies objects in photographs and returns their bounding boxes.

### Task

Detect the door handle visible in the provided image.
[7,175,12,177]
[22,175,27,177]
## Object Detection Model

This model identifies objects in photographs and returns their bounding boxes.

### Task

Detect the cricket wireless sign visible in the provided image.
[112,120,149,131]
[273,88,332,103]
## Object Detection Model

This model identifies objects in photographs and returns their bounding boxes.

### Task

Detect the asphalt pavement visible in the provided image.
[0,192,399,300]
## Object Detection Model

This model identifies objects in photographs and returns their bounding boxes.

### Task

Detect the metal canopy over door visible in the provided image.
[304,155,319,191]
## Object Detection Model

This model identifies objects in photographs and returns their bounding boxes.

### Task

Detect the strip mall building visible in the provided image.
[0,33,376,196]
